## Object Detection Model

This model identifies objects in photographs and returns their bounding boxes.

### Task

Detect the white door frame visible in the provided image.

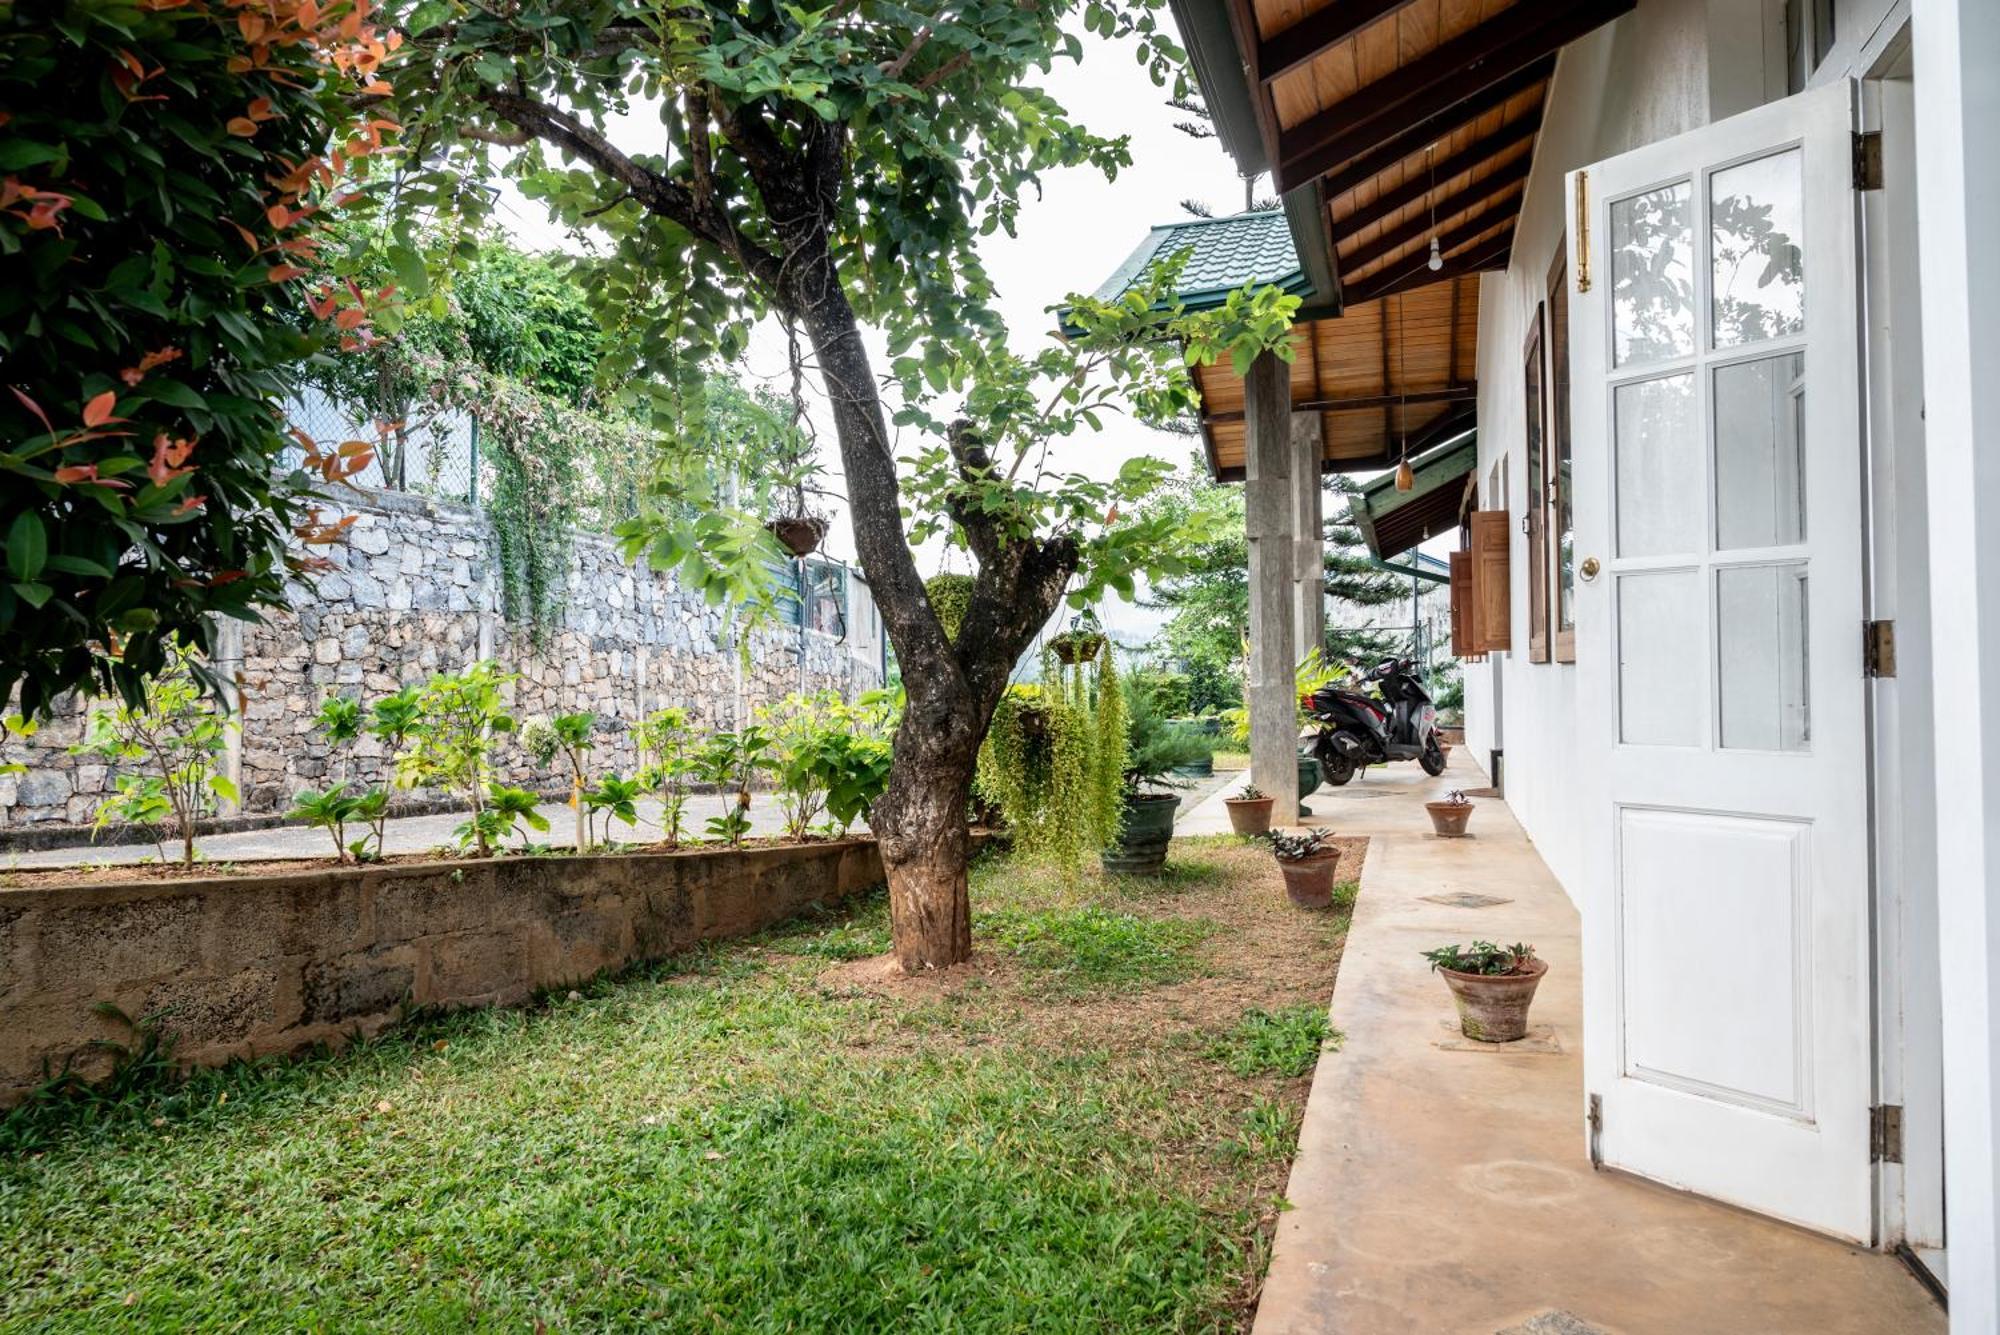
[1857,35,1947,1270]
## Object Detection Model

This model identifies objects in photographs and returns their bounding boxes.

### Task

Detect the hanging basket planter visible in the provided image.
[1049,631,1105,665]
[767,515,829,558]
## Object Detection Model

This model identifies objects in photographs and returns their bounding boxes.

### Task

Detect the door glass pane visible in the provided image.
[1619,570,1704,746]
[1712,149,1805,348]
[1714,353,1806,549]
[1614,373,1700,557]
[1718,563,1811,751]
[1612,181,1696,366]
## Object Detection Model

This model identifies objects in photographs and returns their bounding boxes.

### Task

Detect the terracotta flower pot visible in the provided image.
[1275,847,1341,909]
[1425,800,1473,837]
[1438,958,1548,1043]
[1225,795,1275,836]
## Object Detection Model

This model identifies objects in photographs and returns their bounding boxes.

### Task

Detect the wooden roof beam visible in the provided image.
[1346,226,1517,305]
[1202,385,1477,426]
[1274,0,1636,192]
[1332,109,1542,233]
[1259,0,1423,88]
[1318,58,1554,203]
[1337,163,1530,276]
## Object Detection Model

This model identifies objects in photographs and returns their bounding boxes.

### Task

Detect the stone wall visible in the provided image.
[0,840,888,1106]
[1,489,881,829]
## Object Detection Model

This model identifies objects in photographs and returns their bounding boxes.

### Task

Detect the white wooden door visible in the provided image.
[1567,80,1873,1241]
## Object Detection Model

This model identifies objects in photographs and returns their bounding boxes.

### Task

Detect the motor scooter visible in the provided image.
[1301,658,1446,786]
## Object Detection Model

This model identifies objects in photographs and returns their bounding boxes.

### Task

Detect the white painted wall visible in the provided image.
[1464,0,1905,901]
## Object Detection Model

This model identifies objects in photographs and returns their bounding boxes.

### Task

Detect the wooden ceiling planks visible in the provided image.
[1230,0,1632,334]
[1196,273,1481,479]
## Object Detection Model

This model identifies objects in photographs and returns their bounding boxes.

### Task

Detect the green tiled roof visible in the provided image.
[1093,209,1313,312]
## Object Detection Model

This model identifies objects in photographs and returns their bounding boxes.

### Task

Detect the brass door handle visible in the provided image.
[1579,556,1601,582]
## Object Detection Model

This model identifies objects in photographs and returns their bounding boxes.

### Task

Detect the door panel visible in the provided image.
[1568,80,1871,1241]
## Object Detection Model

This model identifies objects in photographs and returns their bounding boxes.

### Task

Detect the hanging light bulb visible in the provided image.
[1395,452,1415,492]
[1423,144,1443,272]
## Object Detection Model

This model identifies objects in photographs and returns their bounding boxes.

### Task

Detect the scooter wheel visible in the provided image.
[1320,749,1356,786]
[1419,736,1447,777]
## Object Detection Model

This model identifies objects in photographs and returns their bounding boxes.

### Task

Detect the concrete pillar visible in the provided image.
[1244,349,1299,821]
[1290,413,1327,662]
[1912,3,2000,1328]
[212,618,244,816]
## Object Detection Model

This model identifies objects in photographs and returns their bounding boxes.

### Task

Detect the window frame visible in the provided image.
[1548,244,1577,662]
[1524,303,1551,663]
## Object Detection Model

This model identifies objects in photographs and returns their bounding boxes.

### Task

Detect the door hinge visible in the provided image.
[1864,619,1897,678]
[1587,1092,1603,1167]
[1854,130,1884,190]
[1871,1103,1903,1163]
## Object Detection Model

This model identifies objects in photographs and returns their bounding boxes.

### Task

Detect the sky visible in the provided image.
[487,29,1260,644]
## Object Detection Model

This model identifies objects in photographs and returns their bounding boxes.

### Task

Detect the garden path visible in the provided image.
[1234,754,1943,1334]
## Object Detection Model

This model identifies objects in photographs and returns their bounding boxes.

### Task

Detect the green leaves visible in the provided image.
[6,513,47,582]
[1,0,387,717]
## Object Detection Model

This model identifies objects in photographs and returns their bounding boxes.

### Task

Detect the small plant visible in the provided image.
[72,654,237,864]
[313,695,363,781]
[1266,827,1337,863]
[396,662,517,856]
[289,785,370,863]
[1232,785,1267,801]
[637,707,699,846]
[462,783,549,852]
[523,711,596,849]
[698,726,771,847]
[1422,941,1537,977]
[1440,790,1471,807]
[583,773,644,844]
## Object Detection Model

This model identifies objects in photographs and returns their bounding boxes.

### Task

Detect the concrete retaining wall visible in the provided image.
[0,839,886,1106]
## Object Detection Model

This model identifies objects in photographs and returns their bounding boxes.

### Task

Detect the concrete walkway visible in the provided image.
[1235,753,1943,1334]
[1,793,796,870]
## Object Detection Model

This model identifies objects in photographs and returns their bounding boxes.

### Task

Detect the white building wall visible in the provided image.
[1465,0,1722,902]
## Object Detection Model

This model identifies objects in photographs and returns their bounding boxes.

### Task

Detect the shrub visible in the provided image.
[0,0,395,717]
[698,727,771,847]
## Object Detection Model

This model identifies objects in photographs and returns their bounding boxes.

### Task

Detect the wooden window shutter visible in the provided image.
[1470,510,1512,652]
[1450,549,1474,658]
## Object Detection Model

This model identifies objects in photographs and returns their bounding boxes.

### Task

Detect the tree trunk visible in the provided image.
[876,744,977,970]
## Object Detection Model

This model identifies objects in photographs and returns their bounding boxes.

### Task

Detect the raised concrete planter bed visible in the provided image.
[0,838,898,1106]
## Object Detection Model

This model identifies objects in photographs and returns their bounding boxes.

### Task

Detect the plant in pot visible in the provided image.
[1425,789,1475,838]
[1049,609,1106,665]
[1225,784,1275,837]
[1100,677,1205,875]
[1266,826,1342,909]
[1422,941,1546,1043]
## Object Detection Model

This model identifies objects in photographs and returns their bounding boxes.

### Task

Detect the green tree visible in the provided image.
[0,0,395,716]
[384,0,1289,970]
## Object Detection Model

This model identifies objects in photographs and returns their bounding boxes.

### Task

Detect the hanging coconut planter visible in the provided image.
[767,514,829,558]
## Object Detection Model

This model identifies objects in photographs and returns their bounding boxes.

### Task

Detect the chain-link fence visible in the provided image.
[285,386,482,505]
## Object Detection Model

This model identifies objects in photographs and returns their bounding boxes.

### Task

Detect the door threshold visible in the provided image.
[1895,1243,1949,1310]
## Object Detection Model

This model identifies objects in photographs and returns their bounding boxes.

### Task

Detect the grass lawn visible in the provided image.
[0,835,1361,1332]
